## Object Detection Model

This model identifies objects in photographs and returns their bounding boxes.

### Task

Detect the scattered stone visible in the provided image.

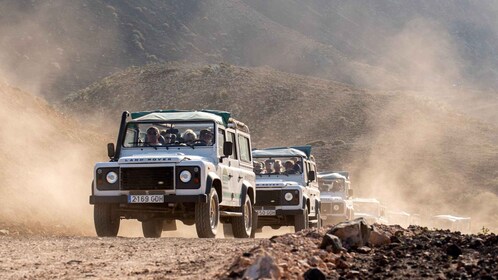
[369,227,391,247]
[0,229,9,236]
[319,234,343,253]
[303,268,326,280]
[243,255,281,280]
[446,244,462,258]
[356,246,371,254]
[328,218,371,249]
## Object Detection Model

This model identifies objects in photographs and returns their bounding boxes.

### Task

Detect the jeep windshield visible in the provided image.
[253,156,303,175]
[123,121,215,148]
[318,179,344,192]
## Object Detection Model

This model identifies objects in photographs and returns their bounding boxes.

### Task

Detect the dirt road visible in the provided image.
[0,236,260,279]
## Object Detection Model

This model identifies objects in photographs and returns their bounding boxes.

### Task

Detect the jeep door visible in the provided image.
[224,129,240,206]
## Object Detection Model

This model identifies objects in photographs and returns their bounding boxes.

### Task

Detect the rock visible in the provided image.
[369,227,391,247]
[390,235,401,243]
[319,234,344,253]
[328,218,371,249]
[243,255,281,280]
[356,246,371,254]
[335,258,350,269]
[303,268,326,280]
[446,244,462,258]
[0,229,9,236]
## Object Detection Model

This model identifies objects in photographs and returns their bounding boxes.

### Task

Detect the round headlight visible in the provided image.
[284,192,294,201]
[179,170,192,183]
[333,205,340,211]
[106,171,118,184]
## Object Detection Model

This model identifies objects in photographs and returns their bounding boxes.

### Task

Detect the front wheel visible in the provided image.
[142,219,163,238]
[232,195,254,238]
[94,203,120,237]
[195,188,219,238]
[294,205,309,232]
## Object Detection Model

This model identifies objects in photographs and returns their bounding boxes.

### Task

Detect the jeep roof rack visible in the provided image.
[130,110,236,127]
[252,147,308,159]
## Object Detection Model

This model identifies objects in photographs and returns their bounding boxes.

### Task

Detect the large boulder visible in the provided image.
[327,218,371,249]
[319,234,344,253]
[368,227,391,247]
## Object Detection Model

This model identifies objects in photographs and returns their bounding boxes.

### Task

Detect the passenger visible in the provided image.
[253,162,263,174]
[160,130,176,144]
[182,129,197,145]
[290,157,302,173]
[264,160,274,174]
[274,160,283,174]
[199,129,214,145]
[284,160,296,174]
[145,126,162,146]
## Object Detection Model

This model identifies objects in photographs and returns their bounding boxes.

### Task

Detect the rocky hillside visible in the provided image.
[2,1,498,100]
[63,62,498,232]
[0,80,106,235]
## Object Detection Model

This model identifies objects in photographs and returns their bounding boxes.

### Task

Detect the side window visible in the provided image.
[238,135,251,162]
[226,131,238,159]
[217,129,225,156]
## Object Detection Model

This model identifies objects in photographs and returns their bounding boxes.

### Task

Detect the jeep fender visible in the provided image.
[206,172,222,203]
[240,182,255,206]
[302,194,310,213]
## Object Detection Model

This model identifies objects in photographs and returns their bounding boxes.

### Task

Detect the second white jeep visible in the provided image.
[318,171,354,226]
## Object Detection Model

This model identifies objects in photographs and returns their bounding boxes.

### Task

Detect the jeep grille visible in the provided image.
[255,190,281,206]
[120,167,174,190]
[322,203,345,214]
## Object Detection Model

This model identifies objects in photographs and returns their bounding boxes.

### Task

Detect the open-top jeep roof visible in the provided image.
[252,145,312,159]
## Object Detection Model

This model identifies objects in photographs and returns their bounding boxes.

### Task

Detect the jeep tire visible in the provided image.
[195,188,219,238]
[231,195,253,238]
[142,219,163,238]
[94,203,120,237]
[294,205,309,232]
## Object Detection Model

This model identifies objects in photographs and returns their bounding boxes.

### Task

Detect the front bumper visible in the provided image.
[89,194,207,204]
[254,206,305,216]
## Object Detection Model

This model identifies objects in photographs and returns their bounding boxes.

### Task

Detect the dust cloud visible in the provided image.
[0,81,107,235]
[350,18,498,233]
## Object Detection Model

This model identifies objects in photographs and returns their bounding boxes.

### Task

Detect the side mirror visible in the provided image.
[308,170,315,181]
[107,143,115,159]
[348,189,354,197]
[223,141,233,157]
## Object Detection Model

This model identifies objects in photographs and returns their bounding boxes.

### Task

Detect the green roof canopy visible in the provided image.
[253,145,312,159]
[131,110,231,126]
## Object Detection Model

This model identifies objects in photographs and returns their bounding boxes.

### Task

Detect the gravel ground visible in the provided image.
[0,236,260,279]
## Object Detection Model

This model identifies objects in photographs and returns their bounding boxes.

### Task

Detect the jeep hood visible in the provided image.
[320,192,347,200]
[118,153,207,164]
[321,195,346,202]
[256,179,301,188]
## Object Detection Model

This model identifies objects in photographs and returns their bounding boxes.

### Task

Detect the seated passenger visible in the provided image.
[284,160,296,174]
[263,160,274,174]
[198,129,213,145]
[160,130,176,144]
[182,129,197,145]
[253,162,263,174]
[274,160,283,174]
[290,157,302,173]
[145,127,162,146]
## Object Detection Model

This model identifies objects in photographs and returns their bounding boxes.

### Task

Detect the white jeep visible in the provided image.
[251,146,321,233]
[90,110,257,238]
[352,198,388,225]
[318,171,354,226]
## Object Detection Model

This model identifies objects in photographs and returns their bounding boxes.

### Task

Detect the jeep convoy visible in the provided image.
[251,146,321,233]
[317,171,354,225]
[90,110,256,238]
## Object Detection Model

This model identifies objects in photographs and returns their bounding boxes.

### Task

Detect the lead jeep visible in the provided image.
[317,171,354,226]
[90,110,257,238]
[251,146,321,233]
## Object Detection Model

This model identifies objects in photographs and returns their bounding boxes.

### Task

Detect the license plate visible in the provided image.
[256,209,276,216]
[128,195,164,204]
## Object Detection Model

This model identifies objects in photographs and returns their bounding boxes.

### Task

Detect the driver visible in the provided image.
[199,129,213,145]
[145,126,162,146]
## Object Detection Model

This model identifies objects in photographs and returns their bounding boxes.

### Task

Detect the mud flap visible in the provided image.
[162,220,177,231]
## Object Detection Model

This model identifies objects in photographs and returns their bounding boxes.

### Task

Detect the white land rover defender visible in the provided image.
[352,198,388,225]
[317,171,354,226]
[90,110,257,238]
[252,146,321,232]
